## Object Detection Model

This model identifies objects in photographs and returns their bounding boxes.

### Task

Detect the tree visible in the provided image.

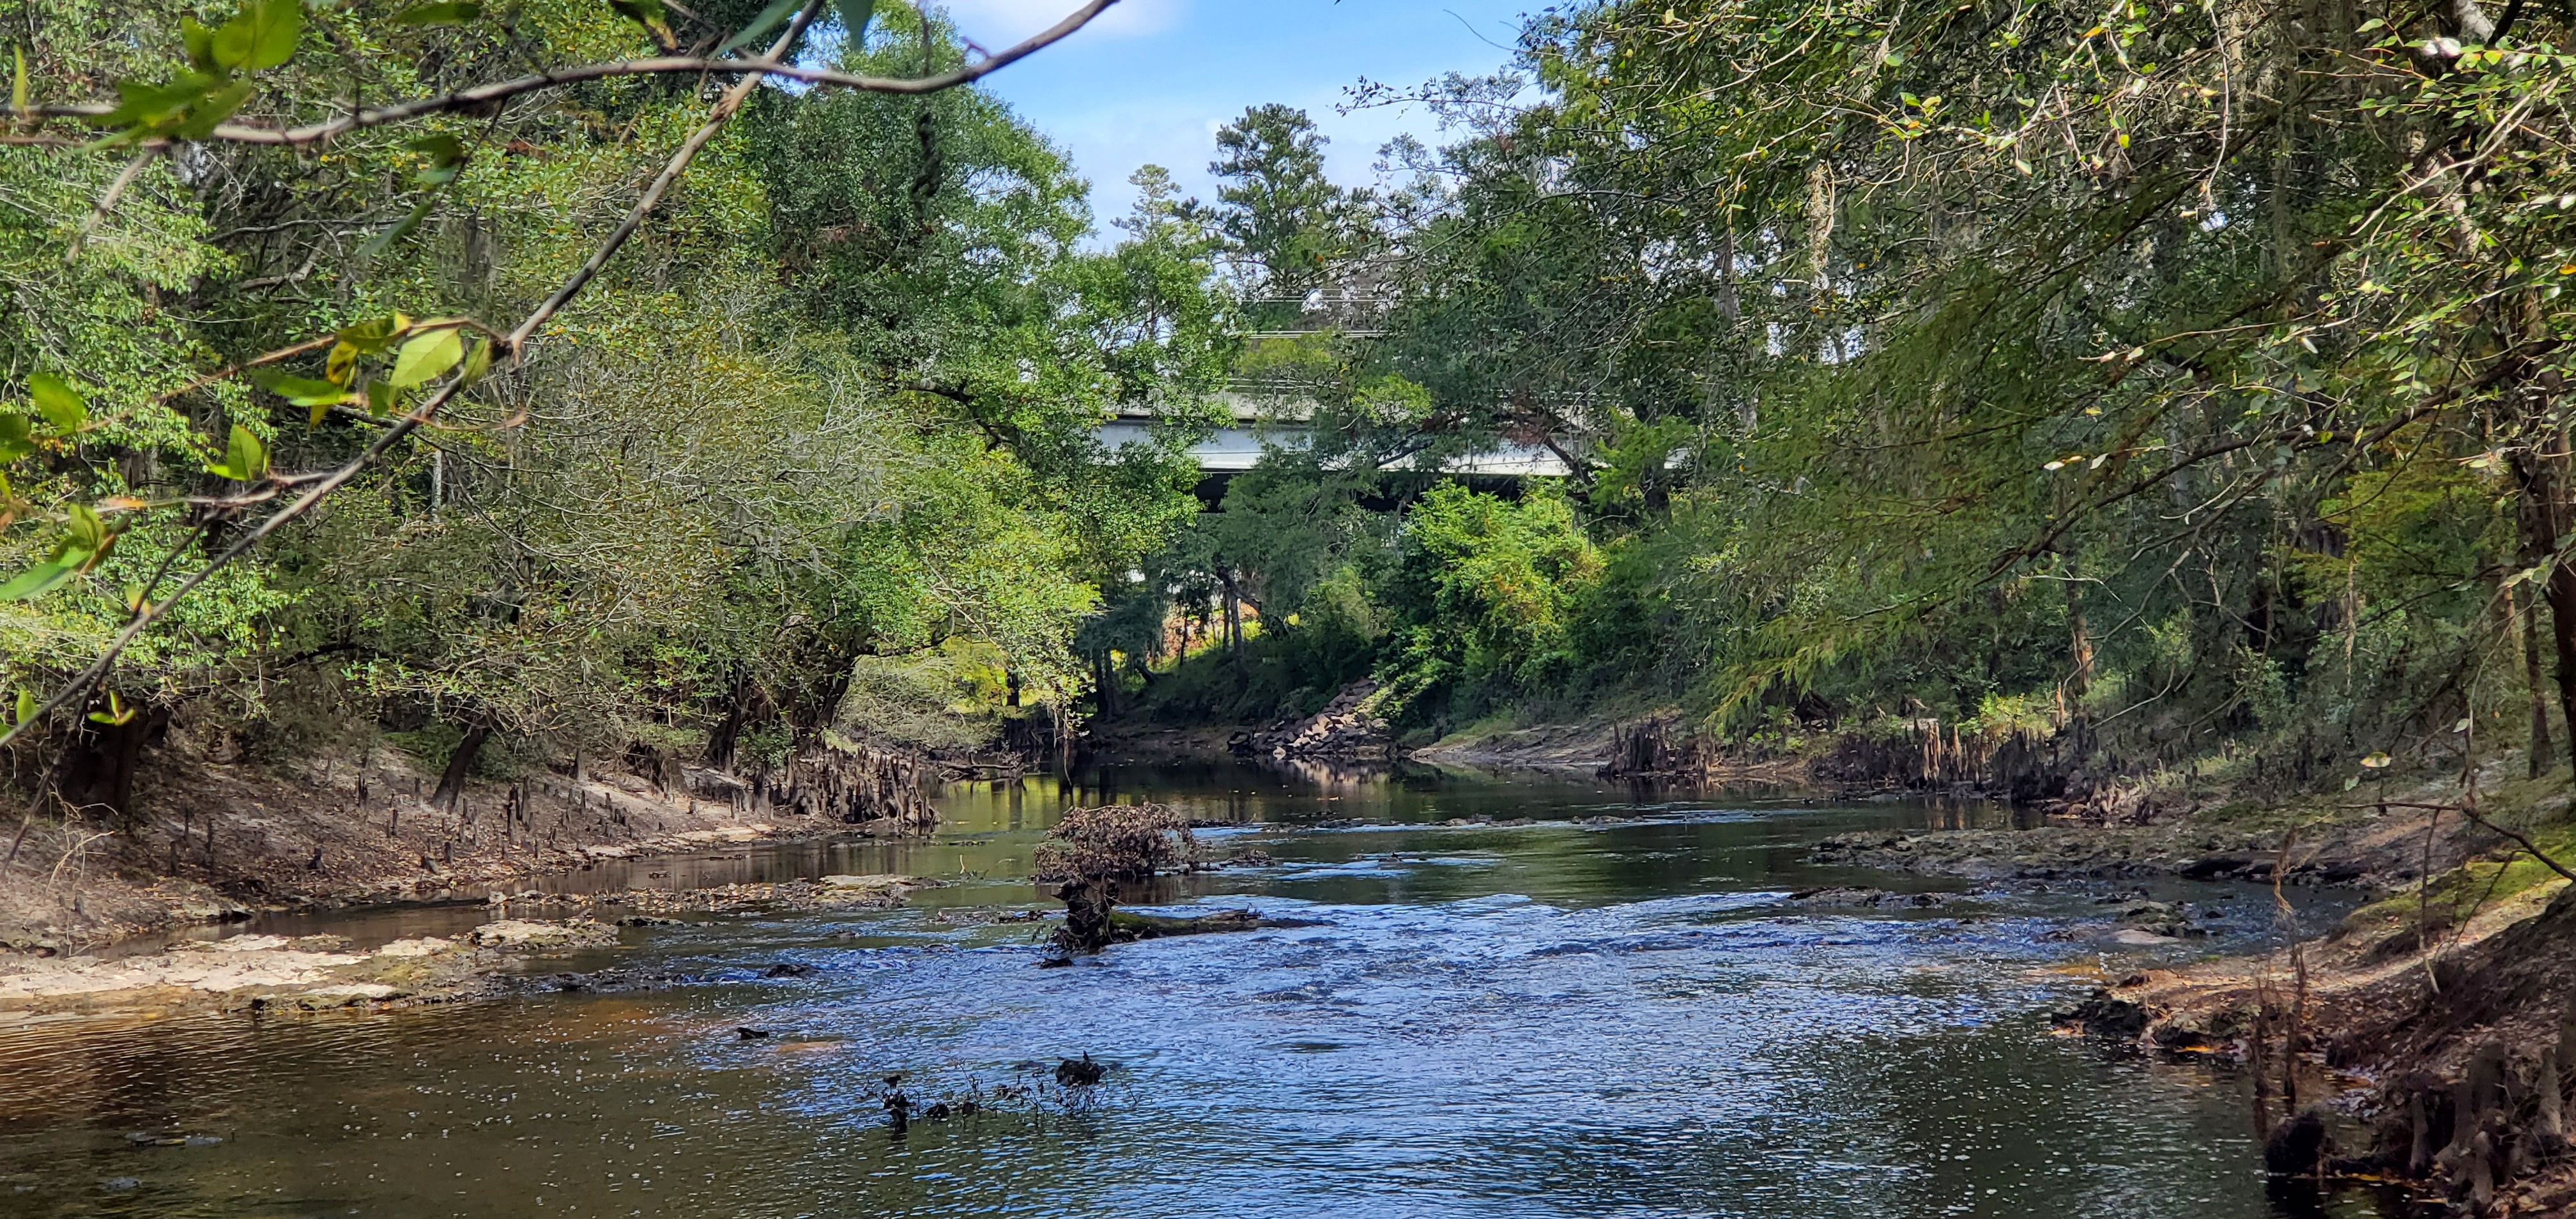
[0,0,1135,824]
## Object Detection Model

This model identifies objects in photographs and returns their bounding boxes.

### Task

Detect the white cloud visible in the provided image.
[936,0,1186,42]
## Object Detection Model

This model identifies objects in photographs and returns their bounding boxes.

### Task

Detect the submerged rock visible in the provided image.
[467,918,618,949]
[2051,988,2149,1040]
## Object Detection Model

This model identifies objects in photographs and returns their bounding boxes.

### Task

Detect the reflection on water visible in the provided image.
[0,763,2388,1218]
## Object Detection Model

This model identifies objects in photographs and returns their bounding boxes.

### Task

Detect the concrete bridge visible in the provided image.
[1093,395,1571,486]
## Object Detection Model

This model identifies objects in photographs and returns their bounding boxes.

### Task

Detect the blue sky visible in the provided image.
[939,0,1537,234]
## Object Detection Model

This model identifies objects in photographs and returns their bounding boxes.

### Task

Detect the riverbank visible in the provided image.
[0,739,910,953]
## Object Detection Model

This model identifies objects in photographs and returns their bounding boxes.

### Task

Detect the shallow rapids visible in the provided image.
[0,764,2384,1217]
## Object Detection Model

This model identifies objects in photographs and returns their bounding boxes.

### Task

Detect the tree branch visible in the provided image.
[27,0,1118,148]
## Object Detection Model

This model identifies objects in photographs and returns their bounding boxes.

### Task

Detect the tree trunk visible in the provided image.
[2524,584,2554,777]
[432,724,490,811]
[59,707,167,830]
[2512,445,2576,757]
[2064,574,2094,723]
[705,673,753,770]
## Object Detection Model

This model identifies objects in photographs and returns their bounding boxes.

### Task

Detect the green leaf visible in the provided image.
[336,314,410,354]
[28,373,87,434]
[358,195,440,257]
[174,77,256,139]
[367,378,397,417]
[13,689,34,726]
[15,46,34,116]
[410,133,470,185]
[0,562,77,602]
[717,0,804,54]
[0,414,31,463]
[389,327,464,387]
[459,336,493,385]
[181,17,219,70]
[93,73,217,130]
[65,502,107,553]
[606,0,674,46]
[835,0,875,46]
[212,0,302,72]
[215,423,268,482]
[393,0,482,23]
[254,370,355,408]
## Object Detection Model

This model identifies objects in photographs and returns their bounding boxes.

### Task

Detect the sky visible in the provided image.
[936,0,1537,235]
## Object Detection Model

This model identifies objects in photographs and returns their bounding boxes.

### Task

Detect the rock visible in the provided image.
[2109,928,2184,946]
[289,983,401,1006]
[615,915,682,927]
[1055,1054,1106,1086]
[2179,854,2257,880]
[2052,988,2149,1039]
[1248,680,1393,760]
[466,919,617,950]
[1786,886,1958,909]
[2117,901,2205,939]
[736,1027,772,1039]
[759,962,816,978]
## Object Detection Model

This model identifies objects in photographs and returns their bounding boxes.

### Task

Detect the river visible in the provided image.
[0,762,2397,1217]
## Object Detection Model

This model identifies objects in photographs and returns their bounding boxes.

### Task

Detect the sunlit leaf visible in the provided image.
[212,423,268,482]
[389,327,465,387]
[2360,752,2393,769]
[181,17,218,70]
[212,0,302,71]
[12,689,33,726]
[0,562,75,602]
[65,502,107,553]
[325,341,361,386]
[459,336,493,386]
[28,373,86,434]
[255,369,356,408]
[337,314,411,353]
[15,46,34,116]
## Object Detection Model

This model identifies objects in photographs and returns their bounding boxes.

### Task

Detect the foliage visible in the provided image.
[0,0,1206,806]
[1116,0,2576,785]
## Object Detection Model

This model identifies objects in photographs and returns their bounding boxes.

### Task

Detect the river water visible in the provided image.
[0,762,2395,1218]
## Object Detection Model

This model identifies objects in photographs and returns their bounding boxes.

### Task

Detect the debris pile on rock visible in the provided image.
[1034,805,1193,884]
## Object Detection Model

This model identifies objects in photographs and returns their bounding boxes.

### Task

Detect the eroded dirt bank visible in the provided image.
[0,739,917,953]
